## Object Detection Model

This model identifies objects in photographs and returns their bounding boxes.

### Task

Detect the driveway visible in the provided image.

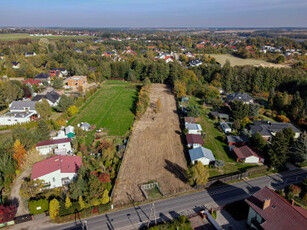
[10,168,31,216]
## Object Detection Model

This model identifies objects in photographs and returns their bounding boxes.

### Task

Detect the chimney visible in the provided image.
[263,198,271,209]
[291,199,295,206]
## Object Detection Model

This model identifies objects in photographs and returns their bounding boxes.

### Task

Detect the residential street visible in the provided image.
[43,168,307,230]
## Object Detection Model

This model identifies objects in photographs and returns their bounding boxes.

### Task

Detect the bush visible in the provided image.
[178,215,188,224]
[211,210,217,219]
[214,160,225,168]
[29,198,49,215]
[59,201,81,216]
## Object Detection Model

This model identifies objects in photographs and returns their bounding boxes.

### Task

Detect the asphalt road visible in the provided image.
[46,168,307,230]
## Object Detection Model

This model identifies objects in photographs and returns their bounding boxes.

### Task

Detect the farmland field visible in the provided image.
[208,54,290,68]
[0,33,93,41]
[69,80,139,137]
[113,84,191,206]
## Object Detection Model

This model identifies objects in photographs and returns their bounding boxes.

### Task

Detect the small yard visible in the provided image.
[69,80,140,137]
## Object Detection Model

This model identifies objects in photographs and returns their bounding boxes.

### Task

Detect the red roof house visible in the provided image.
[24,79,42,86]
[36,138,72,155]
[31,155,82,188]
[245,186,307,230]
[186,134,204,148]
[233,145,264,163]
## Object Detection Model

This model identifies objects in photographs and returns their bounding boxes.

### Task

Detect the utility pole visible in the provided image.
[147,202,157,228]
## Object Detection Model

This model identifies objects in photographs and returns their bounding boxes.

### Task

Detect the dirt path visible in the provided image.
[113,84,191,206]
[10,167,31,216]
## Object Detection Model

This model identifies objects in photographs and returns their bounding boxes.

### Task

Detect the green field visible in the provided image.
[208,54,289,68]
[0,33,93,41]
[69,80,139,137]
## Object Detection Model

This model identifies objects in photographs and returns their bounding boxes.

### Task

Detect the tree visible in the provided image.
[204,86,219,103]
[233,120,241,130]
[187,162,209,186]
[56,94,73,112]
[230,100,248,120]
[186,105,200,118]
[79,196,85,210]
[35,99,52,119]
[13,139,27,168]
[20,179,45,199]
[173,80,186,98]
[65,195,72,209]
[52,78,63,89]
[101,190,110,205]
[289,91,304,120]
[289,184,301,197]
[36,119,50,141]
[23,148,40,169]
[67,105,78,117]
[250,132,267,152]
[49,198,60,220]
[0,204,17,224]
[289,132,307,164]
[248,103,261,117]
[268,131,289,169]
[276,55,285,64]
[86,174,104,204]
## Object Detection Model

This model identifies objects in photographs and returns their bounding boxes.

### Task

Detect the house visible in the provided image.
[32,91,61,107]
[183,52,195,58]
[227,135,249,149]
[181,96,189,103]
[184,117,196,125]
[233,145,264,163]
[48,70,61,78]
[245,187,307,230]
[66,76,87,89]
[249,121,301,140]
[226,92,254,104]
[65,125,75,138]
[186,134,204,149]
[216,87,225,94]
[196,44,205,48]
[36,137,72,155]
[189,59,203,67]
[31,155,82,188]
[35,72,50,83]
[25,52,36,57]
[24,79,43,86]
[0,101,38,125]
[102,51,114,57]
[12,62,20,69]
[185,123,202,135]
[79,122,90,131]
[164,56,174,63]
[220,122,232,133]
[52,68,68,76]
[189,146,215,165]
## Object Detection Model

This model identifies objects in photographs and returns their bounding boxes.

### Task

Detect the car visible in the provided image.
[199,209,207,219]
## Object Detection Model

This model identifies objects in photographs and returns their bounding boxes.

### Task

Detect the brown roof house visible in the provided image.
[245,187,307,230]
[186,134,204,149]
[233,145,264,163]
[65,76,87,89]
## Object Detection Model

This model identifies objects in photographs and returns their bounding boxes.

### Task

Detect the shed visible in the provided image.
[189,146,215,165]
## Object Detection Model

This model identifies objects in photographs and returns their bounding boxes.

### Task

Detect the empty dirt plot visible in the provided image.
[113,84,190,206]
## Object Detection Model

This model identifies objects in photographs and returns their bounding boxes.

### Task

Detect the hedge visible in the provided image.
[59,202,81,216]
[55,203,110,223]
[28,199,48,215]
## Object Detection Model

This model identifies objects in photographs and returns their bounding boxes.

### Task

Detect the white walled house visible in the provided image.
[189,146,215,165]
[233,146,264,164]
[185,123,202,135]
[31,155,82,188]
[186,134,204,149]
[0,101,38,126]
[36,137,72,155]
[220,122,232,133]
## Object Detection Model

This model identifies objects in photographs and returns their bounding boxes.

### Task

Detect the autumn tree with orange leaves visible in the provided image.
[13,140,27,169]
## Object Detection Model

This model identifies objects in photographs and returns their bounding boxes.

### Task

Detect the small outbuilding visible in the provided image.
[233,145,264,164]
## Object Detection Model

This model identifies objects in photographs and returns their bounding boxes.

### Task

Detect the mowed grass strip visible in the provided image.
[69,81,139,136]
[0,33,93,41]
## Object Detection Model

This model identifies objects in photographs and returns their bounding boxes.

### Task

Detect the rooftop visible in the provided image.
[227,92,253,102]
[250,121,301,137]
[227,135,249,143]
[245,187,307,230]
[31,155,82,180]
[36,137,71,147]
[189,146,215,162]
[186,134,204,145]
[233,145,263,159]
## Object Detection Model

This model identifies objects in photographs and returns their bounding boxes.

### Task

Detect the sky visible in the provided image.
[1,0,307,28]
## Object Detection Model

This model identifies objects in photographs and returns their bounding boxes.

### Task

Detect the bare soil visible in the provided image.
[113,84,191,206]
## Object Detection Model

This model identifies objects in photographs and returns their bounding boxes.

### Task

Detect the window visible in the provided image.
[53,177,55,182]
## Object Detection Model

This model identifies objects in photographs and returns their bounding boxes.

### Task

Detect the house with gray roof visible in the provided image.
[185,123,202,135]
[220,122,232,133]
[249,121,301,140]
[227,92,254,104]
[189,146,215,165]
[32,91,61,107]
[0,101,38,126]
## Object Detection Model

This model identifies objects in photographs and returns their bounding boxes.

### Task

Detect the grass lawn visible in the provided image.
[0,33,93,41]
[208,54,290,68]
[69,80,140,137]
